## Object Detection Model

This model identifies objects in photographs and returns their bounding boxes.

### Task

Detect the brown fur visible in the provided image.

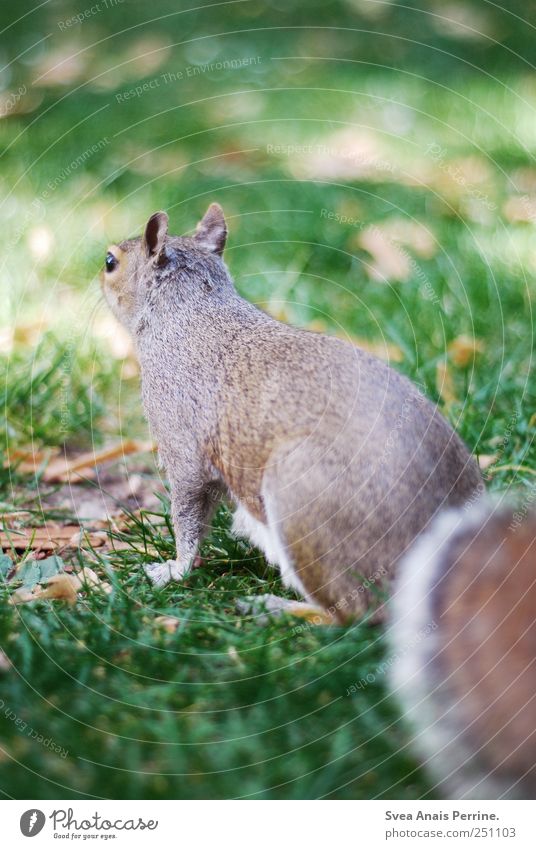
[390,503,536,798]
[437,509,536,792]
[101,204,482,621]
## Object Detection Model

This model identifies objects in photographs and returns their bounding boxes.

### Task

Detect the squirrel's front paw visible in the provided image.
[144,559,189,587]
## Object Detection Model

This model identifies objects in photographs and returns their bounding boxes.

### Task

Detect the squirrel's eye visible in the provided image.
[105,252,118,272]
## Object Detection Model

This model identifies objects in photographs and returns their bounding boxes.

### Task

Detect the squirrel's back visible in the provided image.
[389,500,536,798]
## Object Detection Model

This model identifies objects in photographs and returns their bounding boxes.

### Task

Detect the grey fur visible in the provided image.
[101,204,483,620]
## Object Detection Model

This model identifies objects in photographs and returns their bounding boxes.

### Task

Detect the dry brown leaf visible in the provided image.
[478,454,498,470]
[355,218,438,283]
[4,447,59,474]
[0,649,12,671]
[109,538,159,555]
[0,511,32,525]
[436,360,458,405]
[121,35,171,77]
[288,127,386,181]
[380,219,437,259]
[431,3,494,40]
[35,574,78,605]
[503,195,536,223]
[0,524,107,553]
[0,319,50,354]
[10,587,36,605]
[11,565,111,605]
[510,167,536,194]
[70,566,101,590]
[358,226,411,282]
[34,43,88,87]
[42,440,156,483]
[448,334,485,367]
[439,155,493,191]
[154,615,181,634]
[71,566,112,595]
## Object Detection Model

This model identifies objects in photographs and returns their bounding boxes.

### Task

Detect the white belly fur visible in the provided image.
[231,500,308,598]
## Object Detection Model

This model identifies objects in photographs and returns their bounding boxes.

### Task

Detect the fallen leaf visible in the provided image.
[431,3,495,40]
[70,566,111,594]
[35,574,78,605]
[478,454,498,470]
[436,360,458,405]
[380,218,437,259]
[42,440,156,483]
[10,562,110,605]
[4,446,59,474]
[510,167,536,194]
[0,524,107,553]
[154,615,181,633]
[448,334,485,367]
[0,650,12,672]
[127,35,172,76]
[288,127,386,181]
[34,43,88,87]
[503,195,536,223]
[15,555,64,589]
[10,587,35,605]
[0,554,13,579]
[40,471,165,522]
[358,225,411,282]
[0,320,50,354]
[0,511,32,523]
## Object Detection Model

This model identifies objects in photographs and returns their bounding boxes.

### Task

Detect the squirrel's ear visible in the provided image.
[193,203,227,256]
[143,211,168,258]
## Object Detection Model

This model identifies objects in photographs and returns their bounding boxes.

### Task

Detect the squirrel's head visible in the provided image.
[101,202,228,332]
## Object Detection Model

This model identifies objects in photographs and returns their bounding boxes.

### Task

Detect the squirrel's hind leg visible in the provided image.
[236,594,334,625]
[232,499,336,625]
[232,501,309,597]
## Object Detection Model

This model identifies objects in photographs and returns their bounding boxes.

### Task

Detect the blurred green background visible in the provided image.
[0,0,535,799]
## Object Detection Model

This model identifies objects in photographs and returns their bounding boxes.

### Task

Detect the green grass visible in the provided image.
[0,504,428,800]
[0,0,535,799]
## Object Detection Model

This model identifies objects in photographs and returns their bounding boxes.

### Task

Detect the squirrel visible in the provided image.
[101,203,482,623]
[389,500,536,799]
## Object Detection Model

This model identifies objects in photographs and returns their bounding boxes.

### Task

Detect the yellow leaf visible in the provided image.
[436,360,457,405]
[448,334,485,367]
[35,574,78,605]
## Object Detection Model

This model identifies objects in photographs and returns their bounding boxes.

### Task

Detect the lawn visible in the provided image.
[0,0,534,799]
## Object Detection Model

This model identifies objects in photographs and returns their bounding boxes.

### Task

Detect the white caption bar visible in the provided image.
[1,799,534,848]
